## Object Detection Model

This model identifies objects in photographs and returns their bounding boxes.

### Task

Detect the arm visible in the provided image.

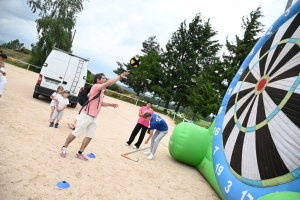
[56,101,59,111]
[59,105,68,112]
[138,110,143,117]
[102,102,118,108]
[97,71,129,91]
[144,130,154,144]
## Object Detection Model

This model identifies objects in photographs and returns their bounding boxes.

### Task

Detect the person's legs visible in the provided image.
[76,116,97,161]
[60,113,91,158]
[134,125,148,148]
[147,130,168,159]
[0,79,7,97]
[127,123,143,145]
[50,106,55,119]
[67,123,75,129]
[79,137,92,152]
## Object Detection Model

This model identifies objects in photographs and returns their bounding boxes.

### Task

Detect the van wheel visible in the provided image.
[70,102,77,108]
[33,92,39,98]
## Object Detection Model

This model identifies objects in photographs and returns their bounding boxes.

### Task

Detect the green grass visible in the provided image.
[1,47,39,73]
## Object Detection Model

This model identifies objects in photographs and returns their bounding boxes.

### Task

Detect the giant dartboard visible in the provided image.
[213,2,300,199]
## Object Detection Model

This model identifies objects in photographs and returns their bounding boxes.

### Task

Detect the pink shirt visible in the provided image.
[137,106,154,127]
[82,84,104,117]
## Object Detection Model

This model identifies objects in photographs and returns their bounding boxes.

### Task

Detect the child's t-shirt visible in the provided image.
[149,114,168,131]
[137,106,154,127]
[56,94,69,110]
[50,92,58,106]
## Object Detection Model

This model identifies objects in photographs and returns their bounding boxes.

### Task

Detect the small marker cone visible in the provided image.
[87,153,96,158]
[57,181,70,189]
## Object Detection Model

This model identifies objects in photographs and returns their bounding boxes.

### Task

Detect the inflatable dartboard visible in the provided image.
[214,2,300,199]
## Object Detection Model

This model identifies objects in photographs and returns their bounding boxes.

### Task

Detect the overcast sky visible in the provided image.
[0,0,291,80]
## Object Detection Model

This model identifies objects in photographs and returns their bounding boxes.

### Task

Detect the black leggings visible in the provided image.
[127,123,148,148]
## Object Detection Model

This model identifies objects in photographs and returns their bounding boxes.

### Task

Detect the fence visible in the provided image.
[85,82,193,123]
[7,56,41,70]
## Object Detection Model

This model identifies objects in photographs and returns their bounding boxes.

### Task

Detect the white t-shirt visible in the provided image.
[56,94,69,110]
[0,68,6,81]
[50,92,58,106]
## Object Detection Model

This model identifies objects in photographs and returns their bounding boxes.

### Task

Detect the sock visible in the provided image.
[62,146,66,148]
[78,151,82,154]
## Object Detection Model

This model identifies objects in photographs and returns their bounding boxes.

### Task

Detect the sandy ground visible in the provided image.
[0,63,219,200]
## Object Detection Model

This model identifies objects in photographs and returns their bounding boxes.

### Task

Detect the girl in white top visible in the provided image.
[0,62,7,98]
[49,86,64,120]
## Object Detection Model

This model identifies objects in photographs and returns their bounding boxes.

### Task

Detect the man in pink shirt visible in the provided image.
[60,72,129,161]
[126,101,154,149]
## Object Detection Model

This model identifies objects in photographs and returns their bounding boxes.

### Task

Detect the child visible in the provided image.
[67,114,80,130]
[0,62,7,98]
[49,90,70,128]
[0,54,8,98]
[49,86,64,120]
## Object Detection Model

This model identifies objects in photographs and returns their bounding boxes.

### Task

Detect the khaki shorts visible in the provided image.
[72,113,97,138]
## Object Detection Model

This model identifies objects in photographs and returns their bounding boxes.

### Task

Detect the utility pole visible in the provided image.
[285,0,293,11]
[71,30,76,46]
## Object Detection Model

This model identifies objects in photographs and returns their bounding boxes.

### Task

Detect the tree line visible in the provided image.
[114,7,264,117]
[5,0,265,118]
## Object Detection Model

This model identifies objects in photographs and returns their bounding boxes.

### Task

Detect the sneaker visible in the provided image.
[125,142,130,146]
[147,153,154,160]
[54,123,59,128]
[60,147,67,158]
[49,122,54,127]
[76,152,88,161]
[144,151,151,155]
[133,145,138,149]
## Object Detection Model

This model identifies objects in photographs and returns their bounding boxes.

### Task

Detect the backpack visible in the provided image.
[78,85,101,114]
[78,86,92,106]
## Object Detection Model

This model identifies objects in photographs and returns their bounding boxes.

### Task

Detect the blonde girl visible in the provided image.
[49,86,63,120]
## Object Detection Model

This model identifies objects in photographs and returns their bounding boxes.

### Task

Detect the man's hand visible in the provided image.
[120,71,130,79]
[110,103,119,108]
[144,139,149,144]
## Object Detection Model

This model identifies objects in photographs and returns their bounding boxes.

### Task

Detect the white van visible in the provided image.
[33,47,89,108]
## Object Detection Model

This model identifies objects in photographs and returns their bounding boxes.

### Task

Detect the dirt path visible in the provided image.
[0,63,219,200]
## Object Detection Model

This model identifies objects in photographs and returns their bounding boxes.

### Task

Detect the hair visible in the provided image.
[143,112,152,118]
[146,101,153,105]
[0,54,8,59]
[56,86,64,93]
[94,73,105,83]
[62,90,70,94]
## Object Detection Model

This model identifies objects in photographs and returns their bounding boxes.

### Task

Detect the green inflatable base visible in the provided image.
[258,192,300,200]
[169,120,225,199]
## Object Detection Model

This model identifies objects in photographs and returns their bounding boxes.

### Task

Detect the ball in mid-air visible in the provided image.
[130,57,141,68]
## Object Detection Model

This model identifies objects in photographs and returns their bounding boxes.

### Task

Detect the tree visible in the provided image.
[223,6,264,86]
[27,0,87,66]
[141,36,161,55]
[160,13,222,113]
[114,36,164,97]
[1,39,24,50]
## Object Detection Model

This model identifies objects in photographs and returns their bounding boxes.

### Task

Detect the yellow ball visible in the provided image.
[130,57,141,68]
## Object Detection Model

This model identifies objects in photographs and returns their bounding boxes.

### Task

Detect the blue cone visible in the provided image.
[87,153,96,158]
[57,181,70,189]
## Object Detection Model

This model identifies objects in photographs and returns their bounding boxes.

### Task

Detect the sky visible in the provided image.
[0,0,292,82]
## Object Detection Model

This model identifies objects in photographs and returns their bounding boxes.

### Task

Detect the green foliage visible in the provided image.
[223,6,264,86]
[27,0,87,66]
[1,39,24,50]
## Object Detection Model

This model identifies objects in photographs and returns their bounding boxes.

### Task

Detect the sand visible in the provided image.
[0,63,219,200]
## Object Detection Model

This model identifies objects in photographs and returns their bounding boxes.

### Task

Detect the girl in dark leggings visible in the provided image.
[126,101,154,149]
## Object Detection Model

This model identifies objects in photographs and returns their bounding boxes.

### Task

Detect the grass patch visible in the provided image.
[1,47,39,73]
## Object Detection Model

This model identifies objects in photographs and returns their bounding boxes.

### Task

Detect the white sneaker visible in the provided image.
[133,145,138,149]
[147,153,154,160]
[144,151,151,155]
[125,143,129,146]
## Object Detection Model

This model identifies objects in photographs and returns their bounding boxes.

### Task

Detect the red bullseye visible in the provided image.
[257,78,267,91]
